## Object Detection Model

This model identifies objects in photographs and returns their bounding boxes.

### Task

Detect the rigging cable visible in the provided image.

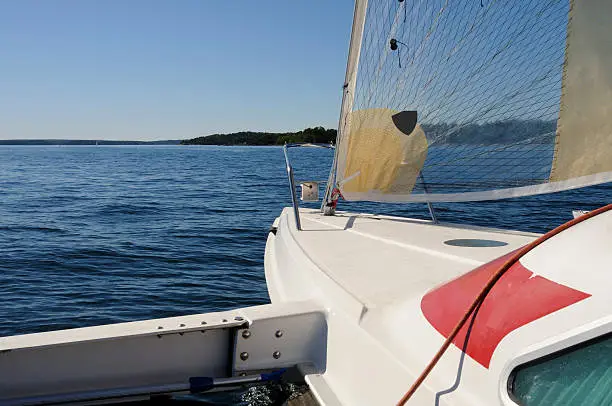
[396,203,612,405]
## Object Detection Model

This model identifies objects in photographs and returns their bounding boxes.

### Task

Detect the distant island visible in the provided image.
[181,120,555,146]
[0,139,182,146]
[181,126,337,146]
[0,120,556,147]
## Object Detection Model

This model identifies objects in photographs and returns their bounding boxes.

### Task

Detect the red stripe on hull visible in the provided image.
[421,251,590,368]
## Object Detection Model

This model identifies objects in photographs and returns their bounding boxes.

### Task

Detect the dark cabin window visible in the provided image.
[509,333,612,405]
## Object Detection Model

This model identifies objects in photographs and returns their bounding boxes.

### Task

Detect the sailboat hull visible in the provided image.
[264,207,612,405]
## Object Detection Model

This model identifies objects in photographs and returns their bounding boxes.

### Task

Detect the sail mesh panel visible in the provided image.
[337,0,606,202]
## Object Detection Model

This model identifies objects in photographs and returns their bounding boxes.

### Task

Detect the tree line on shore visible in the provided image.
[181,126,337,146]
[182,120,555,146]
[0,120,554,146]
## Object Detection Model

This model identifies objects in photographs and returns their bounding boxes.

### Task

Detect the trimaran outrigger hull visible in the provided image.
[0,297,328,404]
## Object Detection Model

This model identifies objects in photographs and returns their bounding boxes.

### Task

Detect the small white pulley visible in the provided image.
[300,182,319,201]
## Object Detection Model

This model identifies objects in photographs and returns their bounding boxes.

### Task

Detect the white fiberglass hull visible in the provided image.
[264,207,612,405]
[0,302,327,405]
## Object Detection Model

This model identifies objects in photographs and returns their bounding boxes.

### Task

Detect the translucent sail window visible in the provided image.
[509,333,612,406]
[332,0,612,203]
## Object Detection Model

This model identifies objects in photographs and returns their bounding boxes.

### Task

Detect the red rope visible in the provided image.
[397,203,612,405]
[329,187,343,210]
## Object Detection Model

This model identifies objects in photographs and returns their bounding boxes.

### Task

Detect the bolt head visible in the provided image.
[240,352,249,361]
[234,316,244,321]
[273,351,281,359]
[275,330,283,338]
[242,330,251,339]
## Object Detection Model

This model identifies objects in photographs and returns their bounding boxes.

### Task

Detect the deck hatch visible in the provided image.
[443,238,508,247]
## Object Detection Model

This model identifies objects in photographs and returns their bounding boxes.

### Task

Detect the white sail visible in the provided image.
[334,0,612,203]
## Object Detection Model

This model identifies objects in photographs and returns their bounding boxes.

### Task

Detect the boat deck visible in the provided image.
[264,208,548,405]
[275,208,539,310]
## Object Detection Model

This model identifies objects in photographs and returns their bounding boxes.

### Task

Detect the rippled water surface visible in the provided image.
[1,145,610,338]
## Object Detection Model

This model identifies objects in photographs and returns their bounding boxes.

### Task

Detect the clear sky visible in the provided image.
[0,1,353,140]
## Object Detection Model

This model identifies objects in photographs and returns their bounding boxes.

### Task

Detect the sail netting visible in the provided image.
[334,0,612,202]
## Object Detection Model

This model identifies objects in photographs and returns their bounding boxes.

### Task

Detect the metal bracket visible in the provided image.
[232,311,327,375]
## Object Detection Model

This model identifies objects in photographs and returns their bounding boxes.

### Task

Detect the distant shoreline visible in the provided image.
[181,127,336,146]
[0,119,556,146]
[0,140,182,146]
[0,126,337,146]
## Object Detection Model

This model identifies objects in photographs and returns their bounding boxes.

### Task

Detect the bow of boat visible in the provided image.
[265,207,612,405]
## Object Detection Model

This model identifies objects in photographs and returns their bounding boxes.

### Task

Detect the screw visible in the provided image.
[242,330,251,339]
[222,319,228,323]
[273,351,281,359]
[201,321,207,325]
[240,352,249,361]
[275,330,283,338]
[234,316,244,321]
[157,326,163,330]
[179,324,186,327]
[239,372,247,377]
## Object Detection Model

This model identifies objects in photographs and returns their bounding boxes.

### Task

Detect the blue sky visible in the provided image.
[0,1,353,140]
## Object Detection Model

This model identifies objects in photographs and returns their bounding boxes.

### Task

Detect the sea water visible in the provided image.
[0,145,609,403]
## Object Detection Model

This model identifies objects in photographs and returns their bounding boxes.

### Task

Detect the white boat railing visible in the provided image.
[283,143,440,225]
